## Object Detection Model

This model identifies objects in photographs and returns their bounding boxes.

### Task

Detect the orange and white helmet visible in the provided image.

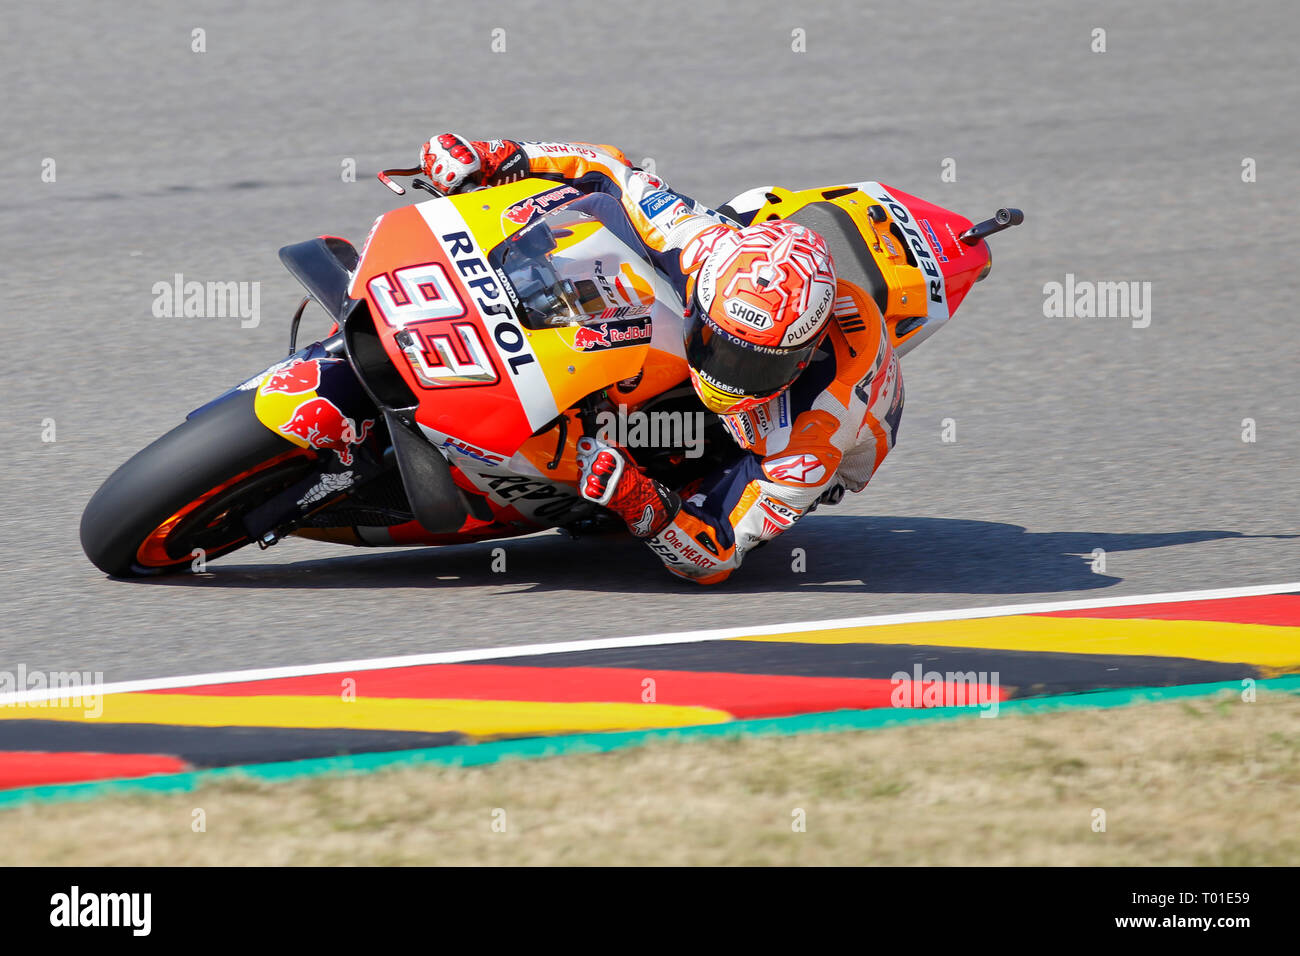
[680,221,836,415]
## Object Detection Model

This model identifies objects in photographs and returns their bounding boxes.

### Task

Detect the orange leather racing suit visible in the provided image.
[466,139,904,583]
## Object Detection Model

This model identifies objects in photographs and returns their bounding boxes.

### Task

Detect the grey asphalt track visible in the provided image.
[2,0,1297,681]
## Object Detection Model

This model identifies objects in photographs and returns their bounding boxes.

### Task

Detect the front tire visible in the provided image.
[80,389,316,576]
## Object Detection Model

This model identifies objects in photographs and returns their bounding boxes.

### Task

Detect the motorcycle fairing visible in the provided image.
[348,179,679,459]
[249,349,379,465]
[873,183,989,316]
[747,182,989,358]
[277,236,359,322]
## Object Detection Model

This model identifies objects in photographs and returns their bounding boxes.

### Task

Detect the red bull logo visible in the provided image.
[572,325,611,350]
[501,186,581,228]
[259,359,323,395]
[570,318,652,352]
[503,200,539,226]
[279,397,374,466]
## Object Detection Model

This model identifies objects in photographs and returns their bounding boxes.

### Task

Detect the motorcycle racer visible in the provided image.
[420,133,904,584]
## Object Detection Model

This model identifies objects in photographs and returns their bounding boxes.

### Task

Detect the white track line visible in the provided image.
[2,581,1297,706]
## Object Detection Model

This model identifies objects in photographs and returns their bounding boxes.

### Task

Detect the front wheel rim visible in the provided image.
[133,450,314,569]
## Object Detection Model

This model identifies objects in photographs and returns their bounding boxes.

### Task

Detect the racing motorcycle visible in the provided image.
[79,164,1022,576]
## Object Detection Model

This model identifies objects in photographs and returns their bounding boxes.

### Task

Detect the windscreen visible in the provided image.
[492,193,659,330]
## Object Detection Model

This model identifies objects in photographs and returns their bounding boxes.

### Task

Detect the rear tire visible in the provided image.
[80,389,316,576]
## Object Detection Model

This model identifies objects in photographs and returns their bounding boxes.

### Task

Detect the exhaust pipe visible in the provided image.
[959,207,1024,246]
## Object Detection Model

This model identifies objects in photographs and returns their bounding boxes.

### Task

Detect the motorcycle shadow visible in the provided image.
[131,515,1286,596]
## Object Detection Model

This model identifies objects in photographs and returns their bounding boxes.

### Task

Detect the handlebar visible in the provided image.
[377,166,487,198]
[377,167,431,197]
[379,166,491,197]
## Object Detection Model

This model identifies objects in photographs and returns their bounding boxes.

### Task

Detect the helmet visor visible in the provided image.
[683,305,820,403]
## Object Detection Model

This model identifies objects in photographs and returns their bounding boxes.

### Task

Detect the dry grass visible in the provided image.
[2,691,1298,865]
